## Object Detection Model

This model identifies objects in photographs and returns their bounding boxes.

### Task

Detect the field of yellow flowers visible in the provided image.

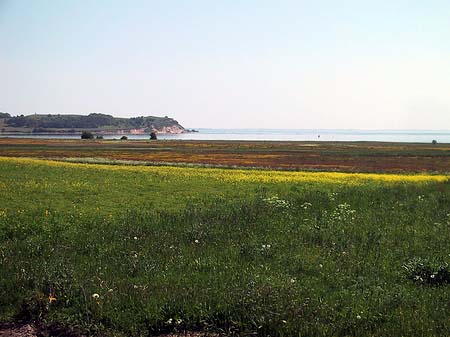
[1,156,449,336]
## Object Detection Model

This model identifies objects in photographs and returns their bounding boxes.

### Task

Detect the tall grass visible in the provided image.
[0,158,449,336]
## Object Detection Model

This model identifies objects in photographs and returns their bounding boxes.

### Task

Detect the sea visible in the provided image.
[1,129,450,143]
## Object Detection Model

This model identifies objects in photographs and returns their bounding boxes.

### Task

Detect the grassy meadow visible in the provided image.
[1,156,450,336]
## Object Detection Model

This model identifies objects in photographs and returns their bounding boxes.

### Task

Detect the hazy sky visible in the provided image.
[1,0,450,129]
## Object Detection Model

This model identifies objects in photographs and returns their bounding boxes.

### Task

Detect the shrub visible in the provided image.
[432,140,437,145]
[96,135,104,140]
[150,132,157,140]
[120,135,128,140]
[81,131,94,140]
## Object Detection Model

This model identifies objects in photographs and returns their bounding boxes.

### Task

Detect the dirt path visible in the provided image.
[0,324,37,337]
[0,322,84,337]
[0,323,222,337]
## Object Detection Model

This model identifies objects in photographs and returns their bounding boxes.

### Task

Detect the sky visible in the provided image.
[1,0,450,129]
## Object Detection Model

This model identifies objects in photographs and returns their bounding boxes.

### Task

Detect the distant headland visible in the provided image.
[0,112,192,134]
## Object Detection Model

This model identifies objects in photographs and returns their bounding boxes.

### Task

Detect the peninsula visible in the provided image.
[0,112,187,134]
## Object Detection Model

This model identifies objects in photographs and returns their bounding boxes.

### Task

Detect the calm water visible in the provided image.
[2,129,450,143]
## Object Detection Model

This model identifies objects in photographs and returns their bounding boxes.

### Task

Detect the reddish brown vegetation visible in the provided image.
[0,138,449,173]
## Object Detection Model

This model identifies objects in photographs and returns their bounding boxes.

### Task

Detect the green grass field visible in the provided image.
[1,157,450,336]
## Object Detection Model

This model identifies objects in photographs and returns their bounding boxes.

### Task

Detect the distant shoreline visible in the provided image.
[1,128,449,143]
